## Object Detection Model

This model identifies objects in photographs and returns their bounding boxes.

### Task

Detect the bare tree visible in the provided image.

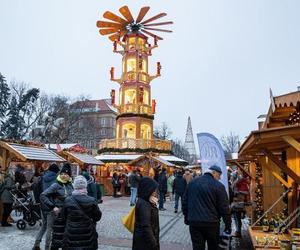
[171,138,191,163]
[154,122,172,140]
[220,132,240,155]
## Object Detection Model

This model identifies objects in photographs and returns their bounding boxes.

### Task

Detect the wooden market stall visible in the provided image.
[238,89,300,249]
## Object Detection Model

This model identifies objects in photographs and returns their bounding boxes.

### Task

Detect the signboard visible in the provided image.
[197,132,228,194]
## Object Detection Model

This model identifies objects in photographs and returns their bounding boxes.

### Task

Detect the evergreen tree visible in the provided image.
[0,73,10,136]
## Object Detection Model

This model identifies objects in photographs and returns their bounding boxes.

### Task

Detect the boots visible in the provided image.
[32,241,41,250]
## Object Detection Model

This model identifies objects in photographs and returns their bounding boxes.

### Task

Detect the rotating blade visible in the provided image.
[144,27,172,33]
[141,13,167,25]
[144,21,173,27]
[108,30,127,41]
[103,11,128,25]
[99,28,119,35]
[96,21,122,28]
[136,6,150,23]
[141,29,163,40]
[119,5,134,23]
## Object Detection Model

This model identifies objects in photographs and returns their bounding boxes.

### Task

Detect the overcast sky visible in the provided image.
[1,0,300,144]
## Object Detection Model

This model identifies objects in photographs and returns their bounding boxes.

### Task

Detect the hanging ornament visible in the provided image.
[111,89,115,105]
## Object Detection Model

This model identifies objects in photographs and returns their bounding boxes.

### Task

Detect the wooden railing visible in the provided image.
[118,103,152,115]
[122,72,149,83]
[99,138,172,151]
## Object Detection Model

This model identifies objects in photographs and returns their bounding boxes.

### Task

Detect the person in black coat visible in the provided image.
[157,168,167,211]
[62,175,102,250]
[111,172,120,198]
[133,177,159,250]
[182,165,231,250]
[173,170,187,213]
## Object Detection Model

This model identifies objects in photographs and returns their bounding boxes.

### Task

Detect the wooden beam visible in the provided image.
[262,148,300,185]
[259,158,291,189]
[282,135,300,153]
[232,160,254,180]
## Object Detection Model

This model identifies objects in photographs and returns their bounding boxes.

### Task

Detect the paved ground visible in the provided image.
[0,197,252,249]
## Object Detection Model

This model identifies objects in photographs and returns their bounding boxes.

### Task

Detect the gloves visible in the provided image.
[184,217,189,225]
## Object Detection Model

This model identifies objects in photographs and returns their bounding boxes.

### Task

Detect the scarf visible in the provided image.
[57,175,72,184]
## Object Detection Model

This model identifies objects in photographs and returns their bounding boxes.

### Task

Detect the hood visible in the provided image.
[138,177,158,201]
[82,172,94,185]
[43,170,57,184]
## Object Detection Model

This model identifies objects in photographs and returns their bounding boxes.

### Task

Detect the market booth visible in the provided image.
[238,89,300,249]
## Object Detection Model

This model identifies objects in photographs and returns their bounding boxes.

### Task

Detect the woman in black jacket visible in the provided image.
[62,175,102,250]
[133,177,159,250]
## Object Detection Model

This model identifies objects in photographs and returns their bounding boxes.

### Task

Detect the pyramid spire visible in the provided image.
[184,116,197,163]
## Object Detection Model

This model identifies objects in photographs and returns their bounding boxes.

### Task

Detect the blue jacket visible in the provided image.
[182,173,231,229]
[42,170,58,191]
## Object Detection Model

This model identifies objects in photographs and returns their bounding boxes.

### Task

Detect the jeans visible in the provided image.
[159,191,165,209]
[130,187,137,205]
[45,211,55,250]
[174,193,183,211]
[233,211,242,233]
[2,203,13,225]
[189,225,220,250]
[34,212,48,244]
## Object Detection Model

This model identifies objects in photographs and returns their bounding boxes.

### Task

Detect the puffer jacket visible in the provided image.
[40,177,73,248]
[182,173,231,230]
[158,171,167,193]
[62,194,102,249]
[133,177,159,250]
[173,174,187,196]
[42,170,58,191]
[1,176,15,203]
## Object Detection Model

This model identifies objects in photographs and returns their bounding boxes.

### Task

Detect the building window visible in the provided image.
[100,118,106,126]
[101,129,106,135]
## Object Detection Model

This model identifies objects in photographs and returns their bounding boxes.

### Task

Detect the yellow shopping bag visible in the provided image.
[122,206,135,233]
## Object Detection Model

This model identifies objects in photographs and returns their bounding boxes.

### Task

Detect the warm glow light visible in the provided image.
[141,123,151,139]
[122,123,136,139]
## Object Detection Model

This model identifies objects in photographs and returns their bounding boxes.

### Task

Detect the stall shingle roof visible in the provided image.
[5,143,65,162]
[67,152,104,165]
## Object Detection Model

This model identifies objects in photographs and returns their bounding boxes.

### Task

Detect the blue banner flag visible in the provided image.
[197,132,228,194]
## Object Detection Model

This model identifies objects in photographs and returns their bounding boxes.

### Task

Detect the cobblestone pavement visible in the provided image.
[0,196,252,250]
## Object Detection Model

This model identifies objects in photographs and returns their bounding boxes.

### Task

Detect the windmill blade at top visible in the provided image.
[99,28,120,36]
[119,6,134,23]
[143,27,173,33]
[144,21,173,27]
[141,13,167,25]
[108,30,127,41]
[97,21,123,28]
[136,6,150,23]
[103,11,128,25]
[141,29,163,40]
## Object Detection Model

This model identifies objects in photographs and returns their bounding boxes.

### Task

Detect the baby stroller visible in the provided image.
[11,187,41,230]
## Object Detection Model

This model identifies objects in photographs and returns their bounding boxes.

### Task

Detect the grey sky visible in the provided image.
[1,0,300,143]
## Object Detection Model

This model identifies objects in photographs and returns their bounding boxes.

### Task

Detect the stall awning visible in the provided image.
[1,142,65,162]
[159,155,188,166]
[95,154,143,163]
[129,155,175,167]
[65,152,104,165]
[239,125,300,156]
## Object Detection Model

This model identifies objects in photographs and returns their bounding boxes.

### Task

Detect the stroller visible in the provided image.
[11,187,42,230]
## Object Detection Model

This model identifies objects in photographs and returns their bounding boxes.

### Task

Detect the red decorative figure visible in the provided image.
[139,87,144,103]
[157,62,161,76]
[113,41,117,51]
[152,99,156,114]
[111,89,115,105]
[110,67,114,80]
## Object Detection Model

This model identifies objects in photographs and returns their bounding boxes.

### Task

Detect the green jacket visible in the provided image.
[167,175,175,193]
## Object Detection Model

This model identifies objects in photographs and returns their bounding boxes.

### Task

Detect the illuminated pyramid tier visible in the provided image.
[97,6,173,153]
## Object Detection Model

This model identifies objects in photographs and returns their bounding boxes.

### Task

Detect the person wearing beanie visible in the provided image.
[133,177,160,250]
[40,163,73,250]
[82,170,98,200]
[62,175,102,249]
[32,163,60,250]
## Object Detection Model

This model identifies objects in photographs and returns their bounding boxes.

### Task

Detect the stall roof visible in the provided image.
[129,155,175,167]
[66,152,104,165]
[95,154,143,162]
[239,125,300,156]
[159,155,188,165]
[46,144,78,150]
[1,142,65,162]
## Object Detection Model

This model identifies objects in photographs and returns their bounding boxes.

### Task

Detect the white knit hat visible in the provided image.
[73,175,87,190]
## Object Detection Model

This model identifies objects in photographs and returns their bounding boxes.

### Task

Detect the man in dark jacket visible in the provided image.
[182,165,231,250]
[62,175,102,249]
[173,170,187,213]
[40,163,73,250]
[129,169,141,206]
[32,163,60,250]
[133,177,159,250]
[158,168,167,211]
[82,170,98,200]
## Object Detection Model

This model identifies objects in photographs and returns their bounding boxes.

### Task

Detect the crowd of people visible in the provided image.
[0,163,249,250]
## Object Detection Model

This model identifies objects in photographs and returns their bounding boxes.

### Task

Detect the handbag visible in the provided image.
[122,206,135,233]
